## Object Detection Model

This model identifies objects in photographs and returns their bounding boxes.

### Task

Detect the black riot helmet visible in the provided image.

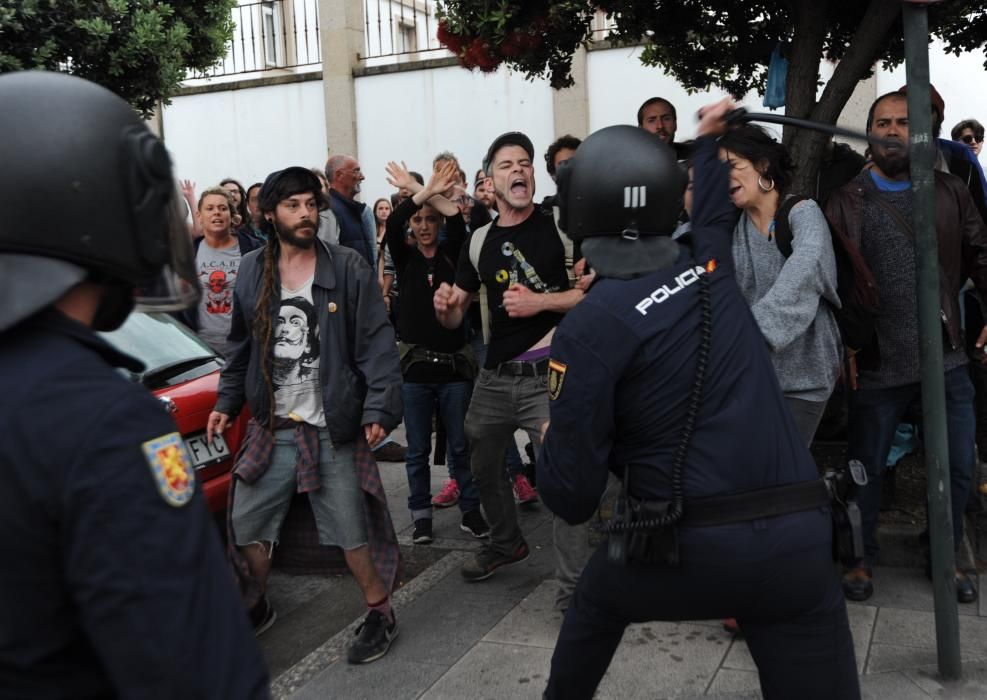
[0,71,198,332]
[557,125,687,279]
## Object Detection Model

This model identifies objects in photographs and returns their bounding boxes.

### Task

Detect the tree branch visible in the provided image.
[812,0,902,125]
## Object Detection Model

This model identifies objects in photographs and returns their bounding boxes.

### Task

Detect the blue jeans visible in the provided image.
[847,365,976,564]
[402,380,479,520]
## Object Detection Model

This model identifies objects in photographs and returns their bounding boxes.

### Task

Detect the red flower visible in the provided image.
[499,30,523,58]
[436,20,463,53]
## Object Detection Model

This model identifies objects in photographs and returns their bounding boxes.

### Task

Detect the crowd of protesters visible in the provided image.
[173,85,987,667]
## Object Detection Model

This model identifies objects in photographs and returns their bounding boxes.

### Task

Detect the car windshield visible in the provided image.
[100,312,217,374]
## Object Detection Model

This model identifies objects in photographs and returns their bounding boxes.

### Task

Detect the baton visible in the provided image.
[723,107,893,148]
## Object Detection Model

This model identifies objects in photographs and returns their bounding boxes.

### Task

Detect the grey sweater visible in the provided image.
[731,199,843,401]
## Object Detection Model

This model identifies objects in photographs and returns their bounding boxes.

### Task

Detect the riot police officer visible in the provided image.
[538,100,860,699]
[0,71,270,698]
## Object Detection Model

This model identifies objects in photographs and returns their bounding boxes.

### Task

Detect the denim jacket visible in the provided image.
[216,240,402,443]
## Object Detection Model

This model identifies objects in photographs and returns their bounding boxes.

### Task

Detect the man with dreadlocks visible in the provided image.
[207,166,404,664]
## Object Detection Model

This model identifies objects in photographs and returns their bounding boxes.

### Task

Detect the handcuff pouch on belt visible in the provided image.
[608,492,680,567]
[398,342,479,381]
[823,459,868,567]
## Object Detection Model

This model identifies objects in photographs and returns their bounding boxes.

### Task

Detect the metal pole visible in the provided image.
[901,1,962,680]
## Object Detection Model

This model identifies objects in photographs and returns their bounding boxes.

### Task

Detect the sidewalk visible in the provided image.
[270,432,987,699]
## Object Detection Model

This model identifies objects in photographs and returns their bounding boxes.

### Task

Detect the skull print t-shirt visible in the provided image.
[195,238,243,355]
[272,275,325,428]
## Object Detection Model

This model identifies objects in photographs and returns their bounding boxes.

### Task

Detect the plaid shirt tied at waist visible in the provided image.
[233,417,321,493]
[227,417,403,607]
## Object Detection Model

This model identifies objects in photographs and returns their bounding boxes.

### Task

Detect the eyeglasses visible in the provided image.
[961,135,984,145]
[338,168,363,176]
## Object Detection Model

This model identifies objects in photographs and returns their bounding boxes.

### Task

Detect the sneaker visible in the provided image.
[249,595,277,637]
[460,509,490,539]
[841,564,874,602]
[722,618,742,637]
[432,479,460,508]
[347,609,398,664]
[924,560,979,604]
[957,570,979,604]
[461,540,530,582]
[374,442,407,462]
[412,518,433,544]
[512,474,539,505]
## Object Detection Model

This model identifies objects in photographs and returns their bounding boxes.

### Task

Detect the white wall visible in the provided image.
[587,46,743,140]
[161,40,987,199]
[586,47,872,144]
[878,39,987,167]
[354,63,556,202]
[162,80,328,191]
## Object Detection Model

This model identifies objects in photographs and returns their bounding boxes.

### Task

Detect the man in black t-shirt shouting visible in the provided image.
[434,132,588,592]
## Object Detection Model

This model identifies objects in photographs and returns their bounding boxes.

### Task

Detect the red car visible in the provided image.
[100,312,247,515]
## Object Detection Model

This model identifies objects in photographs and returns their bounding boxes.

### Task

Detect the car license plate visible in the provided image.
[184,431,231,468]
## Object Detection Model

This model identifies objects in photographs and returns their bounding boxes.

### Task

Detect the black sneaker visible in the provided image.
[347,609,398,664]
[461,540,530,582]
[374,442,407,462]
[412,518,433,544]
[460,509,490,539]
[249,595,277,637]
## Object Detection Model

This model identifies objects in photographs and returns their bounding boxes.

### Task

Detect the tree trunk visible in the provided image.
[784,0,829,197]
[783,0,829,147]
[787,0,903,197]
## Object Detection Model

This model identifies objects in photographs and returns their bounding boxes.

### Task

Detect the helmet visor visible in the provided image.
[134,191,201,313]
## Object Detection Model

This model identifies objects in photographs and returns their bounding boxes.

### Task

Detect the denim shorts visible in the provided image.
[232,428,368,549]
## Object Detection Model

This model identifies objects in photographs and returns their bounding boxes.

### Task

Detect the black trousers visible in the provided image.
[545,511,860,700]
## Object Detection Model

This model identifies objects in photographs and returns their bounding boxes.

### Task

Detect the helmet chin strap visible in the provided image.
[91,278,136,332]
[582,236,683,280]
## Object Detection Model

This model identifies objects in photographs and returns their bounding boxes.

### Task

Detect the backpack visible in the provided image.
[773,196,878,353]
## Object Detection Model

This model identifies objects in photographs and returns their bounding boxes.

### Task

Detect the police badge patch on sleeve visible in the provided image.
[548,359,567,400]
[142,432,196,507]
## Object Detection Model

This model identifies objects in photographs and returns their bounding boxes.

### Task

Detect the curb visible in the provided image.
[270,550,469,698]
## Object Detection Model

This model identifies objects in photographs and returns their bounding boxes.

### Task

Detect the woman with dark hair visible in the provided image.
[952,119,985,158]
[719,124,843,446]
[220,178,252,232]
[373,197,392,250]
[372,197,396,307]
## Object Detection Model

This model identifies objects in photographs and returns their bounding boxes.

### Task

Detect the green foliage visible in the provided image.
[0,0,236,116]
[435,0,987,97]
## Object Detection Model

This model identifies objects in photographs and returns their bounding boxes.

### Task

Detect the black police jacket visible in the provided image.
[0,310,269,699]
[539,137,821,530]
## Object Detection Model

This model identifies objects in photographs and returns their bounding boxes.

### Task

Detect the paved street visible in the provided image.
[257,427,987,699]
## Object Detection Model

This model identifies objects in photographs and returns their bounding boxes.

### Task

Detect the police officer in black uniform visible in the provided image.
[0,71,270,699]
[538,100,860,699]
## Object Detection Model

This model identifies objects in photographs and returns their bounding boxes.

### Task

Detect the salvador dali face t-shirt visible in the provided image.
[272,275,326,428]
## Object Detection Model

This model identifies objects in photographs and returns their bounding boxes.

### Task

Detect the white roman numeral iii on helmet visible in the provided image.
[623,185,647,209]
